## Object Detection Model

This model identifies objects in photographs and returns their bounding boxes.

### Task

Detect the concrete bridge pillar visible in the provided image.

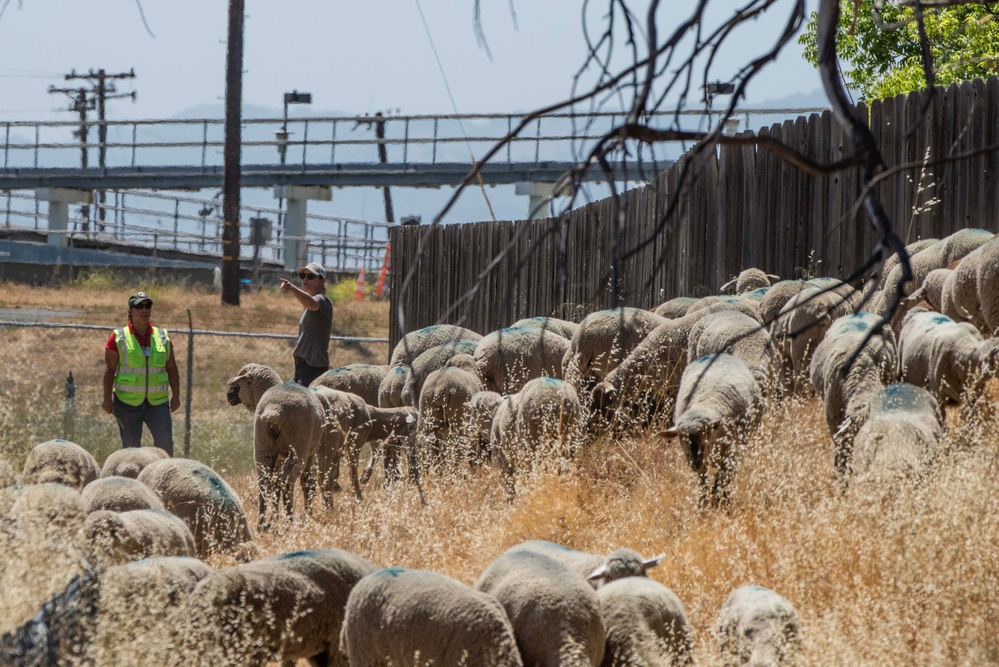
[35,188,93,247]
[273,185,332,271]
[515,182,570,220]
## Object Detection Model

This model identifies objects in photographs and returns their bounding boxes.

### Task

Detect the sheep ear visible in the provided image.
[586,565,608,582]
[643,554,666,570]
[906,288,924,303]
[720,279,737,294]
[767,274,781,282]
[658,428,679,440]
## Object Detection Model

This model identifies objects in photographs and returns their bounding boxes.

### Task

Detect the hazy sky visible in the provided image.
[1,1,824,122]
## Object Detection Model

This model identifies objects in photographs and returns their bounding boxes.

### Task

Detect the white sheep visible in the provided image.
[512,316,580,339]
[809,312,899,477]
[309,363,389,406]
[466,390,504,461]
[136,457,255,560]
[100,446,170,479]
[474,325,570,394]
[851,382,944,486]
[340,567,524,667]
[716,585,801,666]
[662,354,763,504]
[898,309,999,405]
[85,508,197,565]
[416,366,483,470]
[389,323,483,367]
[377,365,409,408]
[22,439,100,490]
[687,310,772,390]
[358,405,420,488]
[770,284,855,392]
[685,295,763,320]
[184,548,378,667]
[309,386,374,504]
[474,548,606,667]
[445,351,480,374]
[491,377,583,498]
[598,577,695,667]
[80,475,166,514]
[400,339,480,405]
[757,280,809,327]
[514,540,665,590]
[880,227,994,297]
[654,296,699,319]
[720,268,780,295]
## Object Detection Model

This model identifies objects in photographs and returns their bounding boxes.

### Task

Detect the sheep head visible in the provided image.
[226,364,281,412]
[586,548,665,584]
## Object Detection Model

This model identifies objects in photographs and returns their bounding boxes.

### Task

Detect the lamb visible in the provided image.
[466,390,504,461]
[851,383,944,485]
[136,457,255,560]
[21,439,100,490]
[184,549,378,667]
[562,307,668,398]
[716,585,801,666]
[661,353,764,504]
[474,548,606,667]
[720,268,780,295]
[100,446,170,479]
[309,364,389,406]
[809,312,899,477]
[389,323,482,367]
[687,310,772,390]
[491,377,583,497]
[416,366,483,470]
[512,316,580,340]
[898,309,999,405]
[475,325,570,394]
[377,365,409,407]
[770,284,855,391]
[80,476,166,514]
[598,577,695,667]
[358,405,420,489]
[399,339,480,405]
[85,508,197,565]
[340,567,524,667]
[515,540,665,590]
[654,296,699,319]
[0,458,17,489]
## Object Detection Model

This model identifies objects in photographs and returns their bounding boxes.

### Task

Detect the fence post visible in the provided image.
[184,309,194,457]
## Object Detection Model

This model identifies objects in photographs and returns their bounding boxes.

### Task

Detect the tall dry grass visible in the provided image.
[2,280,998,665]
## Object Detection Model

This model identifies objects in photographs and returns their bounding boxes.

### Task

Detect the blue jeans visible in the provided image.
[113,396,173,456]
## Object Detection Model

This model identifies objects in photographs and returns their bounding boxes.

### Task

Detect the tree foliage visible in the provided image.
[799,1,999,99]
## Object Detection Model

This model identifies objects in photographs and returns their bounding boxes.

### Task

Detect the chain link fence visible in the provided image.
[0,317,389,476]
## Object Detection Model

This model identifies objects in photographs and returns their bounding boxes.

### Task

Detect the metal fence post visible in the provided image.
[184,309,194,457]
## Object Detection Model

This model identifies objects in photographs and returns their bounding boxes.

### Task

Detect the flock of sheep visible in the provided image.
[2,226,998,665]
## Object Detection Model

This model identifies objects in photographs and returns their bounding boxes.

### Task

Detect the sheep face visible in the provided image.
[227,364,282,412]
[586,548,664,584]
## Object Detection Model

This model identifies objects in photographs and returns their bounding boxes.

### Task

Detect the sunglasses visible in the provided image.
[298,273,318,280]
[134,303,153,309]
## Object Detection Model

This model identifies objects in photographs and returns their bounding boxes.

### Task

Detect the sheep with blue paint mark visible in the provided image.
[687,310,772,391]
[716,585,801,666]
[512,315,580,340]
[389,324,482,367]
[475,325,570,394]
[184,548,378,667]
[341,567,524,667]
[720,268,780,295]
[400,339,480,405]
[416,366,483,469]
[377,364,409,408]
[654,296,699,320]
[514,540,665,590]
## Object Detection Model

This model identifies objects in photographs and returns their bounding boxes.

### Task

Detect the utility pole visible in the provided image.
[220,0,244,306]
[63,68,137,231]
[374,112,395,223]
[48,86,96,230]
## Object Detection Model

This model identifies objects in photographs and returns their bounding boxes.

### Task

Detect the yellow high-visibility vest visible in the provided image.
[113,325,171,406]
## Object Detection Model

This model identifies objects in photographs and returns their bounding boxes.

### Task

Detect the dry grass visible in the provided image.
[2,281,999,665]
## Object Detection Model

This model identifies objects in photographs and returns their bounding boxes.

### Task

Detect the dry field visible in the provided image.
[2,277,998,665]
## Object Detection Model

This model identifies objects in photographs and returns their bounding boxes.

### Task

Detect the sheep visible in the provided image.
[475,325,571,394]
[757,280,809,327]
[851,383,945,486]
[880,228,994,298]
[512,316,580,340]
[389,324,482,367]
[340,567,524,667]
[309,364,389,406]
[716,586,801,666]
[969,234,999,334]
[654,296,699,320]
[100,446,170,479]
[770,284,855,392]
[685,295,762,320]
[598,577,695,667]
[515,540,665,590]
[416,366,483,470]
[466,390,504,461]
[399,339,480,405]
[309,386,374,504]
[0,458,17,489]
[661,354,764,504]
[809,312,899,477]
[720,268,780,295]
[491,377,583,497]
[474,549,606,667]
[136,457,255,560]
[0,481,87,544]
[358,405,420,489]
[445,351,480,374]
[80,475,166,514]
[377,365,409,408]
[562,307,668,399]
[225,362,282,412]
[871,237,938,293]
[184,549,378,667]
[21,439,100,490]
[85,508,197,565]
[687,310,772,390]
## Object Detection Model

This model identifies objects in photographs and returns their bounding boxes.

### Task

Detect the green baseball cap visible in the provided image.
[128,291,154,308]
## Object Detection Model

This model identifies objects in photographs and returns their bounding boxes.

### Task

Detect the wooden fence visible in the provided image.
[389,77,999,347]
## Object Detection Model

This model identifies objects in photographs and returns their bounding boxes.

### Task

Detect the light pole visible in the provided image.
[704,81,737,134]
[276,90,312,261]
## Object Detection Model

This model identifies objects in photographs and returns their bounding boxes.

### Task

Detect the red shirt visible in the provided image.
[105,321,159,353]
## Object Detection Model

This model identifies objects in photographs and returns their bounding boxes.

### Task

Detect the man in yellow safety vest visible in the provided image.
[101,291,181,455]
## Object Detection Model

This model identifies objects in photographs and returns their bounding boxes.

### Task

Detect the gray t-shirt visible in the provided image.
[293,294,333,367]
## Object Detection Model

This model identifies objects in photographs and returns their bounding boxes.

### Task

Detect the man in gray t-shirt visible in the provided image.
[280,261,333,386]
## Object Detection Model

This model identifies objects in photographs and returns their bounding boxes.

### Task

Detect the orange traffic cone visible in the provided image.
[375,243,391,298]
[354,269,366,302]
